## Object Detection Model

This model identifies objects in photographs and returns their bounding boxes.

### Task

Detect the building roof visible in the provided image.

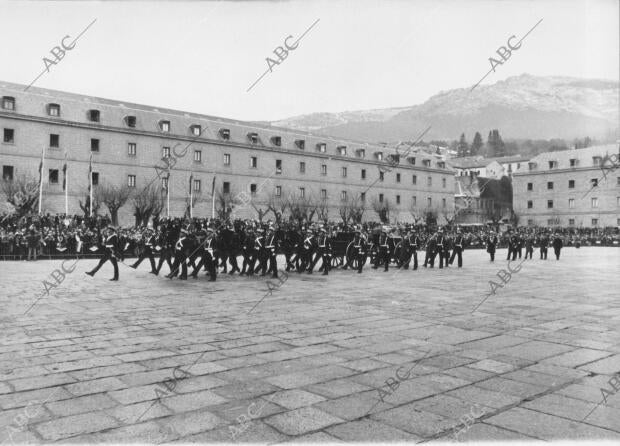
[447,156,494,169]
[514,144,619,174]
[488,155,528,164]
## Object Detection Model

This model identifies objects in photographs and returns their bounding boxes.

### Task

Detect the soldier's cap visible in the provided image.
[107,226,117,232]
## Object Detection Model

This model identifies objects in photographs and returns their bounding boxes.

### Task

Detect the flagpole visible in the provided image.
[89,153,93,218]
[64,151,68,215]
[211,175,216,219]
[38,147,45,215]
[189,172,193,219]
[166,172,170,218]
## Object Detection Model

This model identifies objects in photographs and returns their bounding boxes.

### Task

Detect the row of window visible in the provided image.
[1,97,449,166]
[529,155,618,171]
[526,197,620,209]
[527,178,620,190]
[527,218,618,227]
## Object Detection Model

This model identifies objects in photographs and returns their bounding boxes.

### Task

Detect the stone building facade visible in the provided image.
[512,145,620,228]
[0,81,455,226]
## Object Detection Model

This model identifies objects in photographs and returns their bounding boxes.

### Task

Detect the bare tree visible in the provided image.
[440,207,456,227]
[339,194,365,224]
[266,191,289,223]
[215,186,243,221]
[316,197,329,221]
[132,182,164,227]
[288,194,317,225]
[1,175,39,216]
[95,182,132,226]
[184,190,203,219]
[409,203,423,225]
[371,197,392,223]
[79,192,100,218]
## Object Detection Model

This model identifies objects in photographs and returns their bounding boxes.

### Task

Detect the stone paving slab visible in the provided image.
[0,247,619,442]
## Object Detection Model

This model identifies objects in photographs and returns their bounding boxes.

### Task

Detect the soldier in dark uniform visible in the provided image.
[130,228,157,273]
[449,227,464,268]
[191,227,217,281]
[552,233,563,260]
[352,228,367,274]
[300,228,315,273]
[240,227,256,276]
[516,231,524,259]
[155,224,175,276]
[539,232,549,260]
[435,228,446,269]
[260,225,279,278]
[401,228,419,270]
[486,230,498,262]
[86,226,119,281]
[424,233,437,268]
[524,232,534,259]
[310,226,331,275]
[167,228,189,280]
[373,227,391,271]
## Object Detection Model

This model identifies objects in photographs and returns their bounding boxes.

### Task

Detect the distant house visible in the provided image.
[447,156,504,179]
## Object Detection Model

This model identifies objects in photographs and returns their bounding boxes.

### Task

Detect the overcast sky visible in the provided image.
[0,0,617,121]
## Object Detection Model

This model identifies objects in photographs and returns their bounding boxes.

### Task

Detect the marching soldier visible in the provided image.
[130,228,157,273]
[373,227,390,272]
[352,227,367,274]
[423,233,437,268]
[240,226,256,276]
[191,227,217,281]
[524,232,534,259]
[435,228,446,269]
[552,232,563,260]
[167,228,189,280]
[449,227,464,268]
[539,232,549,260]
[155,225,175,276]
[310,226,331,276]
[86,226,119,281]
[260,225,279,278]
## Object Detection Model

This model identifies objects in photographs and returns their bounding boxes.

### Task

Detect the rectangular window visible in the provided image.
[617,177,620,186]
[591,178,598,187]
[396,173,401,183]
[568,179,575,189]
[191,125,201,136]
[2,96,15,110]
[90,138,99,152]
[397,195,401,205]
[193,179,201,192]
[91,172,99,186]
[570,159,577,167]
[569,218,575,226]
[379,193,384,203]
[317,143,326,153]
[361,169,366,179]
[341,190,347,201]
[48,104,60,116]
[361,192,366,202]
[128,175,136,187]
[275,186,282,197]
[162,147,171,158]
[412,175,417,185]
[357,149,366,158]
[527,182,533,191]
[423,159,431,167]
[88,110,100,122]
[547,182,553,190]
[342,167,347,178]
[321,164,327,176]
[321,189,327,199]
[568,198,575,209]
[593,157,602,166]
[48,169,59,184]
[442,178,446,188]
[427,197,432,207]
[427,177,432,187]
[409,157,416,165]
[379,172,384,182]
[250,156,257,168]
[160,121,170,132]
[126,116,136,127]
[224,154,231,166]
[3,128,14,143]
[2,165,14,181]
[276,159,282,174]
[591,197,598,208]
[223,181,230,194]
[127,142,136,156]
[442,198,446,208]
[248,133,258,144]
[548,160,557,169]
[299,161,306,173]
[412,196,416,207]
[547,200,553,209]
[527,219,534,226]
[527,200,533,209]
[250,184,257,195]
[193,150,202,162]
[338,146,347,156]
[299,187,305,198]
[592,218,599,226]
[48,134,59,148]
[296,139,305,150]
[219,128,230,140]
[376,153,383,161]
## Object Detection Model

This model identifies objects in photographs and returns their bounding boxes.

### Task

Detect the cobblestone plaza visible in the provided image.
[1,247,619,442]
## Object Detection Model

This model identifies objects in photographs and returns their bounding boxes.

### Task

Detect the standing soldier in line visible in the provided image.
[486,230,498,262]
[240,226,256,276]
[516,231,524,259]
[435,228,446,269]
[449,227,465,268]
[442,230,452,268]
[310,226,331,276]
[373,227,391,272]
[524,232,534,259]
[167,228,189,280]
[191,227,217,281]
[352,227,367,274]
[539,232,549,260]
[552,232,563,260]
[130,228,157,273]
[423,233,437,268]
[86,226,120,281]
[301,228,316,273]
[408,228,420,270]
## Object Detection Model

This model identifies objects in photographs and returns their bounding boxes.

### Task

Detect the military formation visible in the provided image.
[80,219,568,281]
